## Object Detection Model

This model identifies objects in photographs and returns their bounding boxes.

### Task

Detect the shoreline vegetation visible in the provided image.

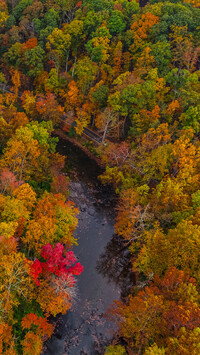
[53,128,105,169]
[1,0,200,353]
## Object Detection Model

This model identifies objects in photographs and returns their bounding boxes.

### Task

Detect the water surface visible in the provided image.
[44,139,133,355]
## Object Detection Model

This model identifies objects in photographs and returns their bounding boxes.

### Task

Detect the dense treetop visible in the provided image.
[1,0,200,353]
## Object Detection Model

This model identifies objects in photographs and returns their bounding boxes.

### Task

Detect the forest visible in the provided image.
[1,0,200,353]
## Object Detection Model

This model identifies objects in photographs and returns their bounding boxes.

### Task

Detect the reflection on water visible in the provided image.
[96,235,136,298]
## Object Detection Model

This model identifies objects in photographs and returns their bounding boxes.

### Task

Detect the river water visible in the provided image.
[44,139,134,355]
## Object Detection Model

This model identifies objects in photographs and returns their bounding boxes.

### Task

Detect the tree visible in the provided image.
[183,0,200,7]
[36,93,64,126]
[10,112,29,131]
[23,192,79,253]
[0,168,19,195]
[181,105,200,133]
[47,28,71,73]
[115,187,152,241]
[0,241,34,321]
[0,194,30,224]
[0,126,40,181]
[5,42,23,68]
[25,46,45,78]
[54,0,78,24]
[112,41,123,76]
[21,313,53,355]
[95,106,119,141]
[109,268,200,353]
[135,221,200,284]
[22,37,38,51]
[151,41,172,75]
[0,0,8,28]
[30,243,83,286]
[45,68,59,94]
[105,345,126,355]
[21,91,37,119]
[130,12,160,51]
[128,123,173,183]
[0,118,13,151]
[50,174,68,197]
[91,80,109,109]
[86,25,111,65]
[10,69,21,104]
[145,344,166,354]
[63,19,85,74]
[108,10,126,35]
[64,80,81,112]
[75,56,98,95]
[0,322,16,355]
[167,327,200,354]
[75,103,91,135]
[12,183,36,211]
[29,243,83,315]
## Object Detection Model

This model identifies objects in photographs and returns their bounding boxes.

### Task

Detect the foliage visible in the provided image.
[1,0,200,352]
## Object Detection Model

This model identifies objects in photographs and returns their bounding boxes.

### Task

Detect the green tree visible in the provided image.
[75,57,98,95]
[25,46,45,77]
[108,10,126,35]
[47,28,71,72]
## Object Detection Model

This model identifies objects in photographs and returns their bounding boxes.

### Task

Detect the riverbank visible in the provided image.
[53,128,105,170]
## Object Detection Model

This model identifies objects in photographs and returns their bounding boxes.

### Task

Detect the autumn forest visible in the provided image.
[1,0,200,353]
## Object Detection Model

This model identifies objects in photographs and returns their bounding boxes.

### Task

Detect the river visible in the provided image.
[44,138,134,355]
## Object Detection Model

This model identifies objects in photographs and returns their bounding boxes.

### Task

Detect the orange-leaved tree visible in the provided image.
[109,268,200,353]
[23,192,79,253]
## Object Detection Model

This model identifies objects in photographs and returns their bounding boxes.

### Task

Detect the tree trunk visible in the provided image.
[65,51,69,72]
[72,55,77,77]
[102,119,110,142]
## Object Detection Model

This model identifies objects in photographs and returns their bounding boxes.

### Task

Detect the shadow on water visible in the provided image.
[44,137,135,355]
[96,235,136,299]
